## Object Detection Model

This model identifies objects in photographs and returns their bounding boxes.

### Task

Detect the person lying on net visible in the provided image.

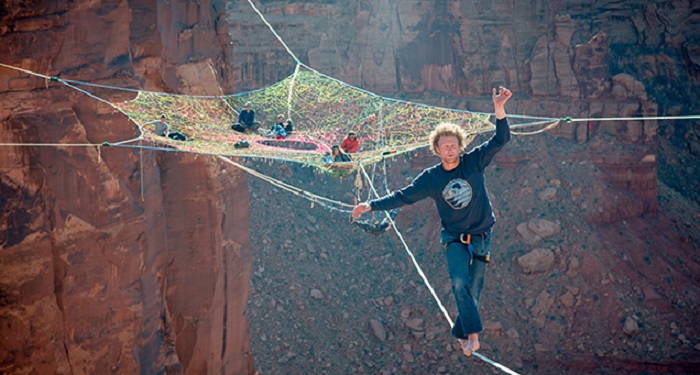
[352,86,513,357]
[232,101,261,133]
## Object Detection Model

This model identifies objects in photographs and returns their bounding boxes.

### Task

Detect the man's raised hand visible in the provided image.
[493,86,511,119]
[492,86,512,107]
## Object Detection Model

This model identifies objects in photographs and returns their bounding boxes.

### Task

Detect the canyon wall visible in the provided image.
[229,1,698,118]
[0,0,254,374]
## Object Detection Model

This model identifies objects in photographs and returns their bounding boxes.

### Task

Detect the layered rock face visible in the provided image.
[228,1,698,108]
[0,1,254,374]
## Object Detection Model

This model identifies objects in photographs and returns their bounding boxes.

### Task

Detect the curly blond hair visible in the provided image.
[428,122,467,155]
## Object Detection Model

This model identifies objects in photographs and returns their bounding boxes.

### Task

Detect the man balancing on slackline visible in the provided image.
[352,86,512,356]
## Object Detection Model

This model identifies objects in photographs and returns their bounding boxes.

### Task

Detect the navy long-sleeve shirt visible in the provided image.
[369,118,510,236]
[238,109,255,125]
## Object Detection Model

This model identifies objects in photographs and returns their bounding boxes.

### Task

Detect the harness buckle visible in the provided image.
[458,233,490,264]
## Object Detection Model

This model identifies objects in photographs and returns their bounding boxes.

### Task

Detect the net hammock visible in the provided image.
[113,64,493,170]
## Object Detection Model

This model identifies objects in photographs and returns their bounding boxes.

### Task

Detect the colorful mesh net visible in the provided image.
[113,65,493,168]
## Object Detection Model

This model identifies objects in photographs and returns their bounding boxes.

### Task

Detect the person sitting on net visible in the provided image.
[282,116,294,135]
[154,115,188,141]
[322,144,352,163]
[155,114,169,136]
[232,101,261,133]
[340,131,359,153]
[277,114,294,135]
[258,114,289,139]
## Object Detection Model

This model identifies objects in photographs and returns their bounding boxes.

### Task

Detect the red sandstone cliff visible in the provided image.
[0,1,254,374]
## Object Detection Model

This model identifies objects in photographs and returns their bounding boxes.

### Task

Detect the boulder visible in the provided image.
[405,318,424,331]
[517,248,556,274]
[516,219,561,244]
[369,319,387,342]
[689,140,700,156]
[528,219,562,239]
[623,317,640,335]
[566,256,580,277]
[531,290,554,316]
[516,222,541,245]
[538,187,557,202]
[559,291,575,308]
[483,321,504,336]
[505,328,520,339]
[310,289,324,300]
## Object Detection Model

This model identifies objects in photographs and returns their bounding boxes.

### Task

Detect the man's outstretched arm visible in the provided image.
[471,87,512,168]
[491,86,512,145]
[352,172,430,219]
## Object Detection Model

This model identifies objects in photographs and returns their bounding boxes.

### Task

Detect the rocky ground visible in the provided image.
[242,129,699,375]
[658,121,700,207]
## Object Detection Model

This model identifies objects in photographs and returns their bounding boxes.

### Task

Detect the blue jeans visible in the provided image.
[441,229,492,338]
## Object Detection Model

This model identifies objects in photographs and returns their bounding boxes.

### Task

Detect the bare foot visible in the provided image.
[459,338,468,353]
[460,334,480,356]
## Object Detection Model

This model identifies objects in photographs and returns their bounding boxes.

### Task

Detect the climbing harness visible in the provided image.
[460,233,491,264]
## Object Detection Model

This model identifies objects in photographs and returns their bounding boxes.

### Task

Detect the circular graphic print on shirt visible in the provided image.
[442,178,472,209]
